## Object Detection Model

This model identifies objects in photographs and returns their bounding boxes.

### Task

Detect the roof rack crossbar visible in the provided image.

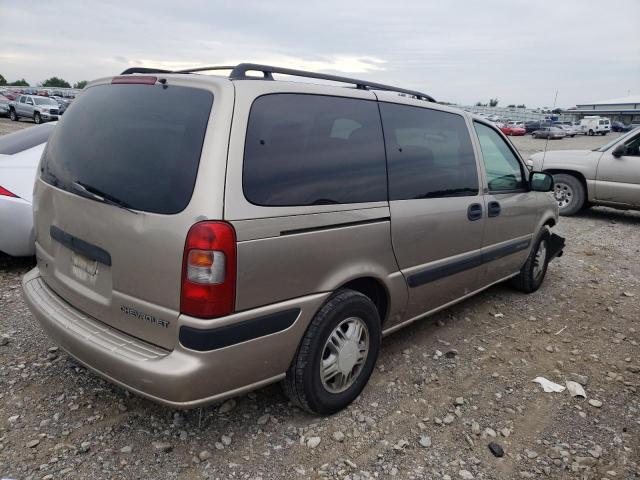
[120,62,435,102]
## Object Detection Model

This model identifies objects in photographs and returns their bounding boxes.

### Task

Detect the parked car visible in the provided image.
[611,121,634,132]
[9,95,60,123]
[580,116,611,136]
[22,64,563,415]
[0,123,55,256]
[529,127,640,215]
[499,124,526,136]
[0,97,10,117]
[507,121,525,129]
[50,96,69,114]
[532,127,566,139]
[524,121,551,133]
[554,124,579,137]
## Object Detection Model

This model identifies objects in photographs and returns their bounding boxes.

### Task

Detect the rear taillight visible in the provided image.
[180,221,236,319]
[0,186,18,198]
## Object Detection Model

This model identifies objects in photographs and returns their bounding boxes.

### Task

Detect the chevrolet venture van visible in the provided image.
[23,64,564,414]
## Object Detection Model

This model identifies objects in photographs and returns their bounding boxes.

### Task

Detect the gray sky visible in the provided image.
[1,0,638,108]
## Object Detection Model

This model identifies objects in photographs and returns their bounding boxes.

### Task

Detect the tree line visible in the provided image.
[0,74,88,89]
[474,99,527,109]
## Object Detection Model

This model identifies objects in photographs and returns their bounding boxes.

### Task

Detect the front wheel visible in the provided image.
[510,228,551,293]
[34,112,42,124]
[552,173,585,216]
[283,289,381,415]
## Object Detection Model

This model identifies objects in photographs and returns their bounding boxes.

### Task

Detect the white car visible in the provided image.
[555,124,579,137]
[0,123,54,256]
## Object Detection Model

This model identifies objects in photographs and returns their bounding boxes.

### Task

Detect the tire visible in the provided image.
[552,173,585,216]
[283,289,381,415]
[510,228,551,293]
[9,109,18,121]
[34,112,42,124]
[588,129,594,136]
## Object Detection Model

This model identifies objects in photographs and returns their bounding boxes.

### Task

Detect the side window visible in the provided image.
[379,103,478,200]
[474,122,526,192]
[26,98,33,105]
[243,94,387,206]
[19,96,26,104]
[622,134,640,157]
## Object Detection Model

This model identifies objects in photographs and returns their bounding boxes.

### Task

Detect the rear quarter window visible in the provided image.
[242,93,387,206]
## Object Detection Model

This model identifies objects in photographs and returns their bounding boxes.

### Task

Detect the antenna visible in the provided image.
[541,90,559,166]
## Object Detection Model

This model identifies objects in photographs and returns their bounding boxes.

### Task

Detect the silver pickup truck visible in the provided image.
[9,95,60,124]
[529,129,640,215]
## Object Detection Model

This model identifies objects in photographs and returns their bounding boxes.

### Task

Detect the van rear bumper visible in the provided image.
[22,267,328,409]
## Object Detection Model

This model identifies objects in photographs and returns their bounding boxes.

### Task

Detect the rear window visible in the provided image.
[243,94,387,206]
[41,83,213,214]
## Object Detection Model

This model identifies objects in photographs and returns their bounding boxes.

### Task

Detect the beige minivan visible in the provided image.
[23,64,564,414]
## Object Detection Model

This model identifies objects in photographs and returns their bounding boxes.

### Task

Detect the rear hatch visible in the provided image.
[33,77,216,349]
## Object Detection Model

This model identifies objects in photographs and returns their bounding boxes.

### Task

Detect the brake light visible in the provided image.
[0,186,18,198]
[180,221,236,318]
[111,76,157,85]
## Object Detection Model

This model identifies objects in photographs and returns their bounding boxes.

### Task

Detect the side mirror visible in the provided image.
[530,172,554,192]
[612,143,625,158]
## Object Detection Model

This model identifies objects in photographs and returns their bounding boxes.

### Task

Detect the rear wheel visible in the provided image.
[283,289,381,414]
[588,129,594,136]
[552,173,585,216]
[510,228,551,293]
[34,112,42,124]
[9,109,18,121]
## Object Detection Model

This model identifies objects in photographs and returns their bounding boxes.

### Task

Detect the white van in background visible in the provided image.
[580,116,611,136]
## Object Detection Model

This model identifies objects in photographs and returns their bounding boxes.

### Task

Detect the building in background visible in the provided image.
[564,96,640,124]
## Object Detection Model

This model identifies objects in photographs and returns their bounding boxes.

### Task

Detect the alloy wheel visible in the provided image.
[533,240,548,280]
[320,317,369,393]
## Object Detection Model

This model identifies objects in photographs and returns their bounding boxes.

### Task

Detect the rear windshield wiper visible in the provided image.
[71,180,138,215]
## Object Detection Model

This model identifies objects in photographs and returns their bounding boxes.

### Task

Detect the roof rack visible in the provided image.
[120,63,435,102]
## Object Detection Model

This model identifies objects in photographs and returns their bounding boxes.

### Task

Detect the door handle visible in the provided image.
[488,201,501,217]
[467,203,483,221]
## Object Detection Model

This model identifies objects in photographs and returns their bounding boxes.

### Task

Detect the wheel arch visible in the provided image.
[337,276,390,326]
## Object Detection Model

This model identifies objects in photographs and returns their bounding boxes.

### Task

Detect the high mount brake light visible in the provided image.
[0,186,18,198]
[180,222,236,319]
[111,76,157,85]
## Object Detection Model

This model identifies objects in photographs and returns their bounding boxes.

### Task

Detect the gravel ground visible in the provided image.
[1,120,638,479]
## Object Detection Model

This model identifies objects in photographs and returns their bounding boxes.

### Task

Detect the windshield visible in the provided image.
[596,129,640,152]
[41,82,213,214]
[34,97,58,105]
